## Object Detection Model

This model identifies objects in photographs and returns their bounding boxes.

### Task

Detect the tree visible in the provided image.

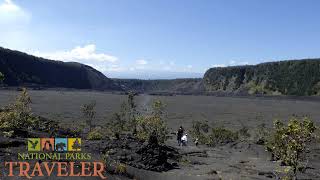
[105,92,140,137]
[81,101,96,131]
[126,92,139,133]
[152,100,166,118]
[108,112,125,138]
[13,88,32,127]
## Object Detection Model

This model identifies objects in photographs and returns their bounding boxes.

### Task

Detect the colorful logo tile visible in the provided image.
[28,138,40,151]
[68,138,81,151]
[41,138,55,151]
[55,138,67,152]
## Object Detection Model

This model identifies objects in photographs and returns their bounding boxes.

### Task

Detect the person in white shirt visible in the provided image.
[194,138,199,146]
[181,134,188,146]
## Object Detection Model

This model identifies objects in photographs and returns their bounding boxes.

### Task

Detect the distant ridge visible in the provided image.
[114,59,320,96]
[0,47,121,90]
[113,78,204,94]
[1,46,319,96]
[203,59,320,96]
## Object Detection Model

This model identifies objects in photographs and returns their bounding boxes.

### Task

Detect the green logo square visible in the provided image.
[28,138,40,151]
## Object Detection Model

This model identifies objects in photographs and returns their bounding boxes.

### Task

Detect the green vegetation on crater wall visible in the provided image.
[203,59,320,96]
[113,78,204,94]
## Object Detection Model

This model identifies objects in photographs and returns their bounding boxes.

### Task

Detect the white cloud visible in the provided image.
[30,44,120,76]
[0,0,31,50]
[228,60,251,66]
[0,0,31,26]
[31,46,203,78]
[106,64,126,72]
[136,59,148,65]
[228,60,249,66]
[86,63,126,73]
[212,64,226,67]
[229,60,236,65]
[33,44,118,63]
[211,60,251,68]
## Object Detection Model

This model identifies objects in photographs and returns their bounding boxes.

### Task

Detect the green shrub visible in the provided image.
[106,92,139,135]
[151,100,166,118]
[190,120,239,146]
[207,127,239,146]
[247,81,268,94]
[114,162,127,174]
[3,130,14,138]
[179,157,191,165]
[238,126,251,139]
[105,95,168,143]
[107,112,126,138]
[136,100,169,143]
[255,123,270,144]
[87,129,103,140]
[190,120,210,144]
[136,115,168,143]
[0,88,39,133]
[266,117,316,177]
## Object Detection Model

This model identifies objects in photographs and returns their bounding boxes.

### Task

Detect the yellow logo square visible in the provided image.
[68,138,81,151]
[28,138,40,151]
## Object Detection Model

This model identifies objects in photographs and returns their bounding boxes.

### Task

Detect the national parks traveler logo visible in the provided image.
[27,138,81,152]
[4,137,107,179]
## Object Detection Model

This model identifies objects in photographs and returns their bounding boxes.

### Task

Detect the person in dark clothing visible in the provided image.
[177,126,184,146]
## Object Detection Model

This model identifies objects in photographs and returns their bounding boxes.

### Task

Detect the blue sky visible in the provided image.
[1,0,320,79]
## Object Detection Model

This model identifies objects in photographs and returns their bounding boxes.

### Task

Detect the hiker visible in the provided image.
[194,138,199,146]
[177,126,184,146]
[181,134,188,146]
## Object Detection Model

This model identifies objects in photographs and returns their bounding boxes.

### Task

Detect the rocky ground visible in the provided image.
[1,90,320,179]
[1,127,320,180]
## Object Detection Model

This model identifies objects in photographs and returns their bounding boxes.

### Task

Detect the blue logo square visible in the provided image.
[55,138,67,151]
